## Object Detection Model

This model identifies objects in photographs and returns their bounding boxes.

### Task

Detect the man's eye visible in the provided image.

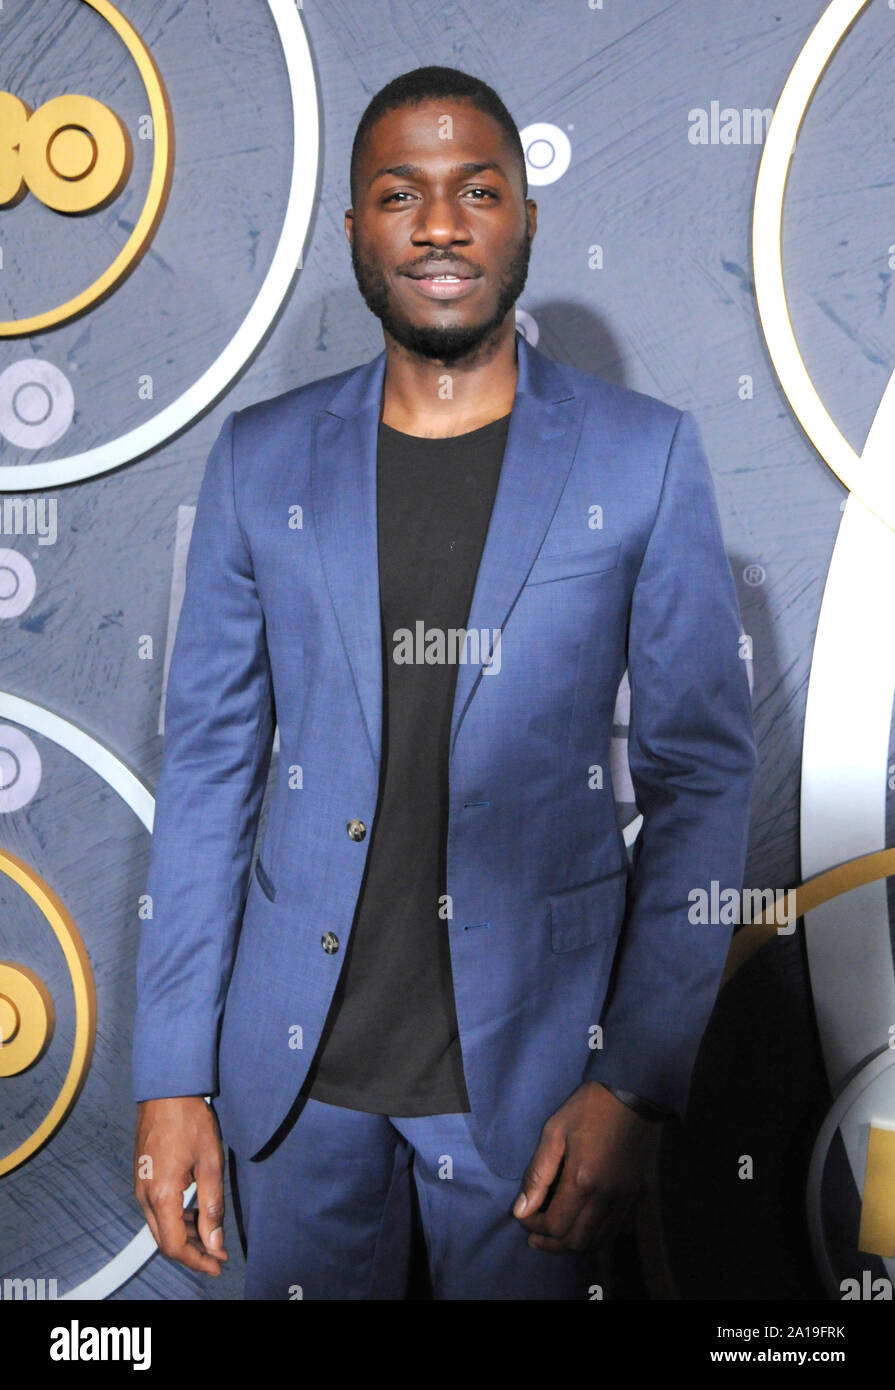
[382,188,497,204]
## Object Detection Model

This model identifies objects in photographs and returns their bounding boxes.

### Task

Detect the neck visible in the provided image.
[379,319,519,438]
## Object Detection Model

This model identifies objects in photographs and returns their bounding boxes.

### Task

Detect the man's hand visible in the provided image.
[134,1096,228,1276]
[512,1081,657,1252]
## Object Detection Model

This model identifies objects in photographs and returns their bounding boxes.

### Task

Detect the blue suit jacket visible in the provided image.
[132,332,757,1179]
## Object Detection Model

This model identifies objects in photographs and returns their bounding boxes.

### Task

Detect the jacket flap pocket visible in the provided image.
[525,542,620,587]
[253,855,277,903]
[549,866,628,952]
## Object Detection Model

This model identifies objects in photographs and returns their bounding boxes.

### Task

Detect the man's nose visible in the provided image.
[410,195,471,244]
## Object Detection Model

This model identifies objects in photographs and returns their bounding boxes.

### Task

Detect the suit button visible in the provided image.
[346,818,366,841]
[321,931,340,955]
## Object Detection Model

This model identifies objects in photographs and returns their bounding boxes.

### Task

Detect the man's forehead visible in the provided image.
[364,113,511,183]
[366,100,507,154]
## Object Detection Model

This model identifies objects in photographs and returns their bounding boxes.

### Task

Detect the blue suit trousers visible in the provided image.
[227,1096,610,1300]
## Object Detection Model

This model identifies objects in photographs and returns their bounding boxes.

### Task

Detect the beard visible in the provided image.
[350,223,532,365]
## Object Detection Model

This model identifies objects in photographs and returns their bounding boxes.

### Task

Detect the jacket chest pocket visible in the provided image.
[524,542,620,588]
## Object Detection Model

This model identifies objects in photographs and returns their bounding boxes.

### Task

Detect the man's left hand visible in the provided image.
[513,1082,657,1252]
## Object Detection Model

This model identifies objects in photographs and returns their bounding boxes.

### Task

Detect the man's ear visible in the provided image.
[344,208,354,247]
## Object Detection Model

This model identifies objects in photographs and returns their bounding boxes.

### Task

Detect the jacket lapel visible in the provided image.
[310,350,387,768]
[310,332,586,771]
[448,337,586,761]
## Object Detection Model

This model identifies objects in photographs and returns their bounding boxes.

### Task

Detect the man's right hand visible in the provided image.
[134,1096,228,1276]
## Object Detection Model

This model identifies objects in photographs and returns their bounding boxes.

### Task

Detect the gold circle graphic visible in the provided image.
[48,126,97,182]
[0,848,97,1176]
[24,95,132,213]
[0,991,20,1044]
[0,0,174,337]
[0,962,55,1075]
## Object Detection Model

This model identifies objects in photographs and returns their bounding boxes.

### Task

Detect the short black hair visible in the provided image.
[350,65,528,206]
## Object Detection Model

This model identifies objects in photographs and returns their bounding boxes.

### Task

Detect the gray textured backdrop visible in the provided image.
[1,0,892,1300]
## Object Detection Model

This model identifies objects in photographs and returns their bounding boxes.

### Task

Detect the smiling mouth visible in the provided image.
[403,273,481,301]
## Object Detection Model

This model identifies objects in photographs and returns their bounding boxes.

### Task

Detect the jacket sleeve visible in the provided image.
[131,410,275,1102]
[584,409,757,1118]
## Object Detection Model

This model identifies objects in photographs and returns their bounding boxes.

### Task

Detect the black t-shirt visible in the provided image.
[302,410,511,1115]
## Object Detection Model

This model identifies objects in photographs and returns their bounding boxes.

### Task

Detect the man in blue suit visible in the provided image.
[133,65,756,1300]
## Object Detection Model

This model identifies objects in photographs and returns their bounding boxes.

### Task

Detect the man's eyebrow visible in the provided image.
[367,160,507,189]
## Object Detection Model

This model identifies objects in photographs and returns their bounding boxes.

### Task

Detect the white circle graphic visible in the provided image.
[0,725,41,812]
[0,549,37,618]
[520,123,572,186]
[0,360,75,449]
